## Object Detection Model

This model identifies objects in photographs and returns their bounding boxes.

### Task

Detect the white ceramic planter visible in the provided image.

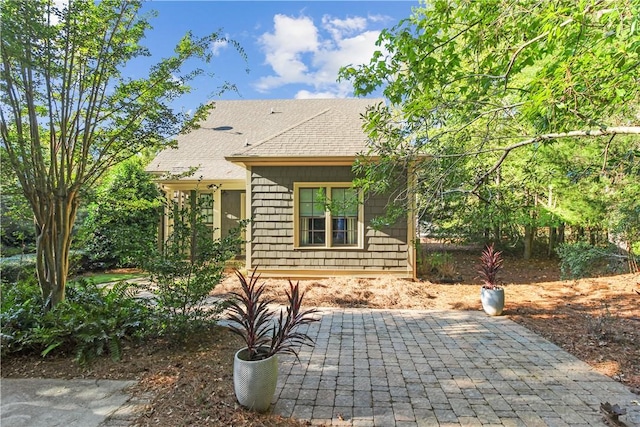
[481,287,505,316]
[233,348,278,412]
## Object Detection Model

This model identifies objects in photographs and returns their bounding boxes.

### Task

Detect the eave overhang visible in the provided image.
[225,155,361,168]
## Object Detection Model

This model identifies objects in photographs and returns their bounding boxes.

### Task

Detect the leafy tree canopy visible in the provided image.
[340,0,639,248]
[0,0,245,307]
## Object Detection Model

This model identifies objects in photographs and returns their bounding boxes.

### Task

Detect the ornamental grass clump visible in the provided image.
[227,268,318,361]
[478,243,504,290]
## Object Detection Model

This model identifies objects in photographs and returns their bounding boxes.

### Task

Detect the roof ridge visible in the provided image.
[234,107,331,155]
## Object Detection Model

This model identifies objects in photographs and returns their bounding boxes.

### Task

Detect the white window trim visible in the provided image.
[293,182,364,250]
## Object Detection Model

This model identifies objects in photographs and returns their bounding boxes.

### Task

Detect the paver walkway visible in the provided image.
[272,308,640,426]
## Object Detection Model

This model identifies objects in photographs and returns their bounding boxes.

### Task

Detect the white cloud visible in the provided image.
[313,31,381,80]
[367,14,392,24]
[211,37,229,56]
[254,13,384,98]
[257,14,318,84]
[321,15,367,41]
[294,90,339,99]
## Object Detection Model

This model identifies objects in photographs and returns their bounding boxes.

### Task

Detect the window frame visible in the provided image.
[293,182,364,250]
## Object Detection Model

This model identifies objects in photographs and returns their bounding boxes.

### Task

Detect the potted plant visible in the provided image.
[226,268,318,412]
[478,243,505,316]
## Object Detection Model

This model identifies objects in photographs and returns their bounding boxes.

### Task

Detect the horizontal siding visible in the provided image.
[250,166,408,273]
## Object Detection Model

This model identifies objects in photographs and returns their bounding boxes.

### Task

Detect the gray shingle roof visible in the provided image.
[146,98,383,181]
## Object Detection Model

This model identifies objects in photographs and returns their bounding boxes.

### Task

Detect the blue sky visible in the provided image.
[135,1,417,110]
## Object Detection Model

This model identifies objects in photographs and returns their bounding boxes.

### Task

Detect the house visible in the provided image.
[146,98,416,279]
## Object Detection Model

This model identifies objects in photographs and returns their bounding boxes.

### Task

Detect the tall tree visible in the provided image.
[0,0,244,308]
[341,0,640,250]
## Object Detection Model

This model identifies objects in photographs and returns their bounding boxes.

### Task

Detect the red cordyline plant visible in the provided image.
[226,268,319,361]
[478,244,504,290]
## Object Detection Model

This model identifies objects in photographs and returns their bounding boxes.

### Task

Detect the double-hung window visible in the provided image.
[298,187,327,245]
[295,183,363,249]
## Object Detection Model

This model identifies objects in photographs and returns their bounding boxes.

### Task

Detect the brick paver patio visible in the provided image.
[272,308,640,426]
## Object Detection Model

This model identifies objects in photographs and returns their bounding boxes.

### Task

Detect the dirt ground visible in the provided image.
[2,248,639,427]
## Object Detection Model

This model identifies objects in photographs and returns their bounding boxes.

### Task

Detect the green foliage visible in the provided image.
[0,277,43,354]
[144,193,247,335]
[556,242,607,279]
[62,280,150,364]
[1,250,90,284]
[0,148,35,255]
[1,278,151,364]
[425,252,456,279]
[0,254,36,284]
[340,0,640,256]
[0,194,35,255]
[603,146,640,249]
[78,158,162,269]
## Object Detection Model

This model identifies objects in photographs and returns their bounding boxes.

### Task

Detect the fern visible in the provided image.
[108,336,122,362]
[2,277,152,364]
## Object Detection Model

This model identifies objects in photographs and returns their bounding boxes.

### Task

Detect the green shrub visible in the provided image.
[0,277,43,354]
[556,242,607,279]
[1,245,30,258]
[426,252,456,278]
[146,224,247,335]
[1,250,91,285]
[53,280,150,364]
[0,254,36,284]
[1,278,152,364]
[77,158,161,270]
[144,194,246,336]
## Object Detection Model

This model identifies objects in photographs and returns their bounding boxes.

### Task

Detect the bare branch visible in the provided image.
[473,126,640,190]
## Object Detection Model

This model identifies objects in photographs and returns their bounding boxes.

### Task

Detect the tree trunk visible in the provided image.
[32,192,79,310]
[524,224,535,260]
[493,171,501,242]
[493,225,501,242]
[548,226,557,258]
[558,223,565,245]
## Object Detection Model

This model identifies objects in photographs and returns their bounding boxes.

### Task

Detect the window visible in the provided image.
[299,187,326,245]
[330,188,359,245]
[295,183,362,248]
[168,190,215,237]
[199,193,214,229]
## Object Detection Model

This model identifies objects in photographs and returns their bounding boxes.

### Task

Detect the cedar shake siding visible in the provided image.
[249,166,408,273]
